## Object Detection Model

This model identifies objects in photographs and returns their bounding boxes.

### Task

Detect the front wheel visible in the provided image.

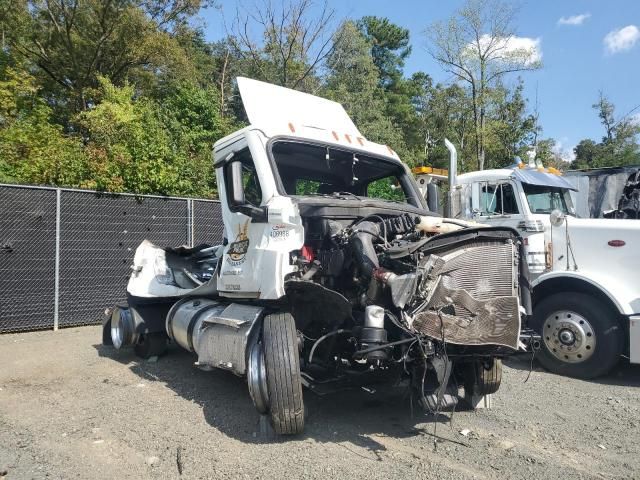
[262,312,304,435]
[533,293,623,379]
[464,358,502,396]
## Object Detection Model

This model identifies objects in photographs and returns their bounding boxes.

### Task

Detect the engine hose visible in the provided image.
[350,221,381,280]
[441,218,469,227]
[352,337,415,359]
[308,329,351,364]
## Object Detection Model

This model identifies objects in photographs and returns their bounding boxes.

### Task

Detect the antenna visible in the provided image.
[532,82,540,156]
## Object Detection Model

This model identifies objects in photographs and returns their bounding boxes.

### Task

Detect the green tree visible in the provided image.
[594,91,616,144]
[426,0,541,170]
[4,0,206,115]
[571,139,599,168]
[535,138,565,170]
[357,16,411,88]
[412,80,475,171]
[76,77,222,196]
[324,21,404,158]
[0,0,553,197]
[571,92,640,169]
[0,57,87,185]
[356,16,429,161]
[161,83,235,196]
[485,79,536,167]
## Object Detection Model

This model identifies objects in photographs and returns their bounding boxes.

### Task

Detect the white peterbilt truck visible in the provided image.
[415,147,640,379]
[102,78,533,435]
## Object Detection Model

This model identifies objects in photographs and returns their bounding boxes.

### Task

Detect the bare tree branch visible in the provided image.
[231,0,338,90]
[425,0,540,169]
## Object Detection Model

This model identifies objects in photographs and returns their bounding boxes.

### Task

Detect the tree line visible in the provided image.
[0,0,638,197]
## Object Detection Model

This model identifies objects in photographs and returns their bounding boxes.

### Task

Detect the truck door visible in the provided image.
[216,144,271,298]
[473,181,523,228]
[473,180,547,275]
[216,136,304,299]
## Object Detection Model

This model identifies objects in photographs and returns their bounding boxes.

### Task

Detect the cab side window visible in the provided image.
[480,183,519,215]
[226,148,262,207]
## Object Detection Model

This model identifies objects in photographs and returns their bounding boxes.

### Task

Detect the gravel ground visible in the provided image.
[0,326,638,480]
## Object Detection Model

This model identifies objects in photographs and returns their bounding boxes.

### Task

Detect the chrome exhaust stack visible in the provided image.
[444,138,458,218]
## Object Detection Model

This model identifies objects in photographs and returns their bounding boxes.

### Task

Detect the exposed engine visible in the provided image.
[109,211,527,414]
[281,212,527,409]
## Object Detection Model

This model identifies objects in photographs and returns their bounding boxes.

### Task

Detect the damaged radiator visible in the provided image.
[412,241,521,349]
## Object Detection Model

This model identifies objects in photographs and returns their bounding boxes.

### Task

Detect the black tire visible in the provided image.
[465,358,502,396]
[134,332,168,359]
[102,315,113,346]
[262,312,304,435]
[533,293,623,379]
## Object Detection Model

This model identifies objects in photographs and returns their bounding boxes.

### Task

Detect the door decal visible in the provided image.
[227,220,250,266]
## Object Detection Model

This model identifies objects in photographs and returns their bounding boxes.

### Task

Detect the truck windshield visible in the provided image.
[522,183,574,214]
[270,140,422,207]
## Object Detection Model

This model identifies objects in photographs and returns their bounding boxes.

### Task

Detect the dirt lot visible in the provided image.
[0,326,638,480]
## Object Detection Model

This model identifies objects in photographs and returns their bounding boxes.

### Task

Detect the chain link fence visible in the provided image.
[0,184,224,333]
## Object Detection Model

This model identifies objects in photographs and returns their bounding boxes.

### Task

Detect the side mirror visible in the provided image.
[227,160,268,222]
[228,160,245,207]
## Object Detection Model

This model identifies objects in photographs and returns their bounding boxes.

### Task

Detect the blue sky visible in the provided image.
[200,1,640,161]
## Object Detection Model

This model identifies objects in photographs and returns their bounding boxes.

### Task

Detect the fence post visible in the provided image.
[187,198,194,247]
[53,188,61,331]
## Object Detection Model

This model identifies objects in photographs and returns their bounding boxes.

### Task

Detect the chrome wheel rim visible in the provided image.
[543,310,596,363]
[247,342,269,414]
[110,307,136,349]
[110,308,127,349]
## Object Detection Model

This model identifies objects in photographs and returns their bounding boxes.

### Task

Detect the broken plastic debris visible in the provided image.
[459,428,471,437]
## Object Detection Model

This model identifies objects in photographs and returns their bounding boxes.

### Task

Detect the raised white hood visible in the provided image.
[236,77,362,138]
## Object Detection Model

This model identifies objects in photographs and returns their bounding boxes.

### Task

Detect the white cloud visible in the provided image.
[552,139,576,163]
[558,13,591,26]
[466,35,542,66]
[630,112,640,126]
[505,36,543,65]
[604,25,640,54]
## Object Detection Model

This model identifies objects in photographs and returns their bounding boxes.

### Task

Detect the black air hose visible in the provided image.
[350,221,381,280]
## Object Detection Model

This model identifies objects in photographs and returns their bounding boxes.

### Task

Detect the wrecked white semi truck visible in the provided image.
[102,78,532,435]
[415,147,640,379]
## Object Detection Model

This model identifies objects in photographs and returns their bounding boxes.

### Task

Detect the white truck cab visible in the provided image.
[415,151,640,378]
[106,80,530,435]
[212,78,415,300]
